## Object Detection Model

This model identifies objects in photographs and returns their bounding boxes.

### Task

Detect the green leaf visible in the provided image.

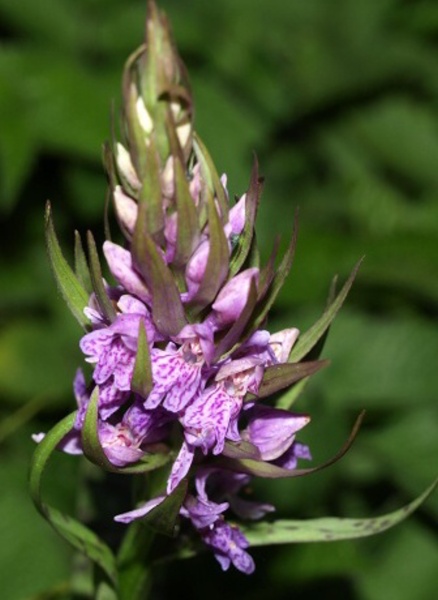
[87,231,117,323]
[29,412,118,586]
[290,258,363,362]
[131,319,154,399]
[243,477,438,545]
[44,202,90,328]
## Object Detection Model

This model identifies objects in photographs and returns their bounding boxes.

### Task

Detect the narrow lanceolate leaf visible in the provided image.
[243,477,438,545]
[29,412,118,586]
[74,230,92,293]
[82,387,169,475]
[133,216,187,336]
[189,192,229,311]
[218,411,365,479]
[290,258,364,362]
[251,360,329,400]
[193,134,228,221]
[229,157,262,277]
[141,478,188,537]
[45,202,90,328]
[87,231,117,322]
[173,158,200,267]
[131,319,154,398]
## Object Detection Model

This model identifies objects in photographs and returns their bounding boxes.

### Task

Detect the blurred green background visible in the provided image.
[0,0,437,598]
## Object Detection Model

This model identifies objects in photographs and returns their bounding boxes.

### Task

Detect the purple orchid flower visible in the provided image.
[115,466,256,575]
[98,401,172,466]
[145,322,215,412]
[80,294,156,419]
[202,521,255,574]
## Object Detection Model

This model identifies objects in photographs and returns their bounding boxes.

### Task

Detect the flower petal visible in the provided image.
[167,440,195,494]
[103,241,150,303]
[114,495,166,523]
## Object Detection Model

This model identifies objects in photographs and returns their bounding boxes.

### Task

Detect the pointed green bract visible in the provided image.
[133,215,187,335]
[139,137,165,242]
[223,440,261,460]
[246,216,298,335]
[243,477,438,545]
[229,157,261,277]
[141,0,174,111]
[87,231,117,322]
[45,202,90,328]
[193,134,229,221]
[253,360,329,400]
[29,412,118,586]
[257,236,280,298]
[188,192,229,311]
[140,478,188,537]
[173,158,200,267]
[74,230,92,293]
[131,319,154,398]
[290,258,364,362]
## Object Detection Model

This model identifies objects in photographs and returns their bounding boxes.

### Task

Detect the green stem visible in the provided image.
[117,522,155,600]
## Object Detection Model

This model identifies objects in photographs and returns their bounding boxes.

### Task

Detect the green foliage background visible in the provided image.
[0,0,437,598]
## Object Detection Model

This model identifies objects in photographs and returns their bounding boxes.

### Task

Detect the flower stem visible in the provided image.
[117,521,155,600]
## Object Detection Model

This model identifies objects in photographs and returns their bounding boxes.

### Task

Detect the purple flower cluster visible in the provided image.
[56,168,312,573]
[38,3,316,574]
